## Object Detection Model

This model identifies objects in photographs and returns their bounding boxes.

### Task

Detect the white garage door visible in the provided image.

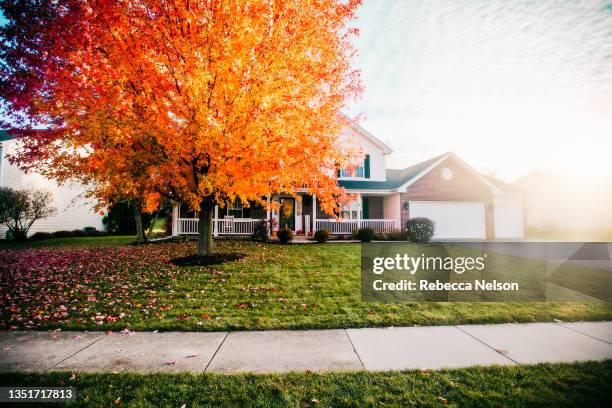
[409,201,486,240]
[494,203,524,239]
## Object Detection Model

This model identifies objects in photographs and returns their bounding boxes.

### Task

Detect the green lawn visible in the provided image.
[2,361,610,407]
[0,235,135,250]
[1,238,610,331]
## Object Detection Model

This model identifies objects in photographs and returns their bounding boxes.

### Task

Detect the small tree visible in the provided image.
[0,187,56,241]
[103,198,172,242]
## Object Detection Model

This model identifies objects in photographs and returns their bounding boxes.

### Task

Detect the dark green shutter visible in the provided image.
[362,197,369,219]
[364,154,370,178]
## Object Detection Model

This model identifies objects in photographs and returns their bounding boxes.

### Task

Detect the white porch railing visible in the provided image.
[315,219,398,235]
[361,219,399,232]
[177,218,263,236]
[177,217,398,236]
[315,220,358,235]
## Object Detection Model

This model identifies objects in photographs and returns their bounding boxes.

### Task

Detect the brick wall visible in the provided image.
[400,157,495,238]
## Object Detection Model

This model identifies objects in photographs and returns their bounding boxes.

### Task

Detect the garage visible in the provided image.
[494,201,524,239]
[409,201,486,240]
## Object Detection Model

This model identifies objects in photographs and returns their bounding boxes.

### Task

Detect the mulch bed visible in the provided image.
[170,253,246,266]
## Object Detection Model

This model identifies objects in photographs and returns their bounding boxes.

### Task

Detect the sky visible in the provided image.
[347,0,612,181]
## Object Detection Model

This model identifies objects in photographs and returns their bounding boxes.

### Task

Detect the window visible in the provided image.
[340,165,364,178]
[339,199,361,220]
[179,203,197,218]
[227,200,243,218]
[339,154,370,179]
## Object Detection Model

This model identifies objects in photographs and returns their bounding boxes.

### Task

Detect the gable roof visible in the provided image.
[485,175,524,194]
[339,152,507,195]
[341,114,393,154]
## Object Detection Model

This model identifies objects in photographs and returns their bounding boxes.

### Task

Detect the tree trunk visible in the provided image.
[197,200,214,257]
[134,201,146,244]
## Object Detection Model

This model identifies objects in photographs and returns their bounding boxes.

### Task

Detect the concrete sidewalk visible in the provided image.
[1,322,610,373]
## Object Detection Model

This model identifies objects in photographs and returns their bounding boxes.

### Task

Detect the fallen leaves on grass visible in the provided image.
[0,244,194,330]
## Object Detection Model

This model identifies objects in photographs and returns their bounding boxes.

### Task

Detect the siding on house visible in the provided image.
[399,156,495,239]
[0,141,22,188]
[382,193,401,228]
[0,139,104,238]
[338,127,388,182]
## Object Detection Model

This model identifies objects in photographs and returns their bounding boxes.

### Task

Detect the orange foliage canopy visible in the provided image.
[1,0,362,214]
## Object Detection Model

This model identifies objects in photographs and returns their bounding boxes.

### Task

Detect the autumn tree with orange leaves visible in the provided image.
[0,0,362,256]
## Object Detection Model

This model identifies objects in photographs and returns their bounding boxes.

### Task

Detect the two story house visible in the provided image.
[172,122,525,240]
[2,122,524,241]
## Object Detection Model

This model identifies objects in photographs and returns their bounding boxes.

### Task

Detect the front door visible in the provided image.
[279,198,295,231]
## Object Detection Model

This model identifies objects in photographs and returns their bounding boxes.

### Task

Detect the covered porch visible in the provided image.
[172,200,266,237]
[172,192,401,237]
[314,192,400,235]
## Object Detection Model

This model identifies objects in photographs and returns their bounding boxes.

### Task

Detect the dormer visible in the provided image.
[338,121,393,182]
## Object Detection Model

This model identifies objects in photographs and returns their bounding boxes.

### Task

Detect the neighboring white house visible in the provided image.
[172,122,525,240]
[0,131,104,238]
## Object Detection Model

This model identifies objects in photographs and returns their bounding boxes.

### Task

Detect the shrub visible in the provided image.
[387,229,409,241]
[52,230,74,238]
[31,229,108,240]
[406,217,435,242]
[251,220,270,242]
[374,231,408,241]
[82,228,106,237]
[313,229,330,243]
[29,232,53,241]
[356,227,375,242]
[374,232,388,241]
[88,229,106,237]
[0,187,56,241]
[277,227,293,244]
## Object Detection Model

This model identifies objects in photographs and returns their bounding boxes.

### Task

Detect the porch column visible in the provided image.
[213,205,219,237]
[357,193,362,229]
[266,196,271,222]
[312,194,317,232]
[172,204,179,236]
